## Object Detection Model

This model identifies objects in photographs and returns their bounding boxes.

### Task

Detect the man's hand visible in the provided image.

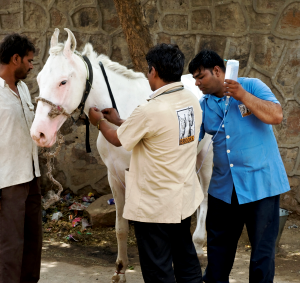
[88,107,122,147]
[89,107,104,126]
[101,108,124,126]
[224,80,283,125]
[224,79,248,101]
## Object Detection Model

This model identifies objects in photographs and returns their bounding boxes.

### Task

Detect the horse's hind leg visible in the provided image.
[108,171,129,283]
[193,140,213,257]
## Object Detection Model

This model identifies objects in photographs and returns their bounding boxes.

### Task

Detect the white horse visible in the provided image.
[30,28,213,283]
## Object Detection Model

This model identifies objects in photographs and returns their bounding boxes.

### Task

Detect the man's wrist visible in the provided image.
[116,119,125,127]
[97,118,107,130]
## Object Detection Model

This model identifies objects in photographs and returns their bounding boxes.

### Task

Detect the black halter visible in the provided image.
[78,55,94,115]
[74,58,119,153]
[72,55,94,153]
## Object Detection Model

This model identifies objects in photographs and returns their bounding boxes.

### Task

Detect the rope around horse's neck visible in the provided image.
[34,97,69,209]
[42,131,65,210]
[35,97,71,118]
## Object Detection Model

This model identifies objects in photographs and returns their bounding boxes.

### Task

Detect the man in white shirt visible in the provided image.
[0,34,42,283]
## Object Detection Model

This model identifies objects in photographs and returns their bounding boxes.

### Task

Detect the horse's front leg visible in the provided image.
[108,171,129,283]
[193,139,213,257]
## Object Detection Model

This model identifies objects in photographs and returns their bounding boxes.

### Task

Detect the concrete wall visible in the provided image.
[1,0,300,214]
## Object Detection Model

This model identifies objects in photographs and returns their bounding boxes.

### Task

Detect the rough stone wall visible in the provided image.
[1,0,299,214]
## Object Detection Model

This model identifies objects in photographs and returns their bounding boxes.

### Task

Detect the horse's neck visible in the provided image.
[85,65,151,119]
[83,68,201,119]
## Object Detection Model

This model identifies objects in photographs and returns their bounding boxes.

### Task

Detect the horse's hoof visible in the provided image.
[111,272,126,283]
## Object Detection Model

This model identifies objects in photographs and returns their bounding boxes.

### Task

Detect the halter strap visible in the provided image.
[99,61,119,112]
[76,55,93,153]
[78,55,93,115]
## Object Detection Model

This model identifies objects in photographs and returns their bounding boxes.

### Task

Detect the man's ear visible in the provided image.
[213,66,222,77]
[152,66,159,78]
[11,54,21,66]
[148,66,155,77]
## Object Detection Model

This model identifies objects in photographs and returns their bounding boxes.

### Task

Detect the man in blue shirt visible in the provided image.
[189,50,290,283]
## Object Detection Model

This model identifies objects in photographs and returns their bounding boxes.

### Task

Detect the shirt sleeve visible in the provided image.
[117,106,149,151]
[242,78,280,104]
[198,98,206,141]
[199,122,205,142]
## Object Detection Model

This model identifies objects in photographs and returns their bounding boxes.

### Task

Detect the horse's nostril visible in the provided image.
[40,132,45,139]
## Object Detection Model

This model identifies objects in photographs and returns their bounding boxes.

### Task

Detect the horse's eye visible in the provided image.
[60,80,67,86]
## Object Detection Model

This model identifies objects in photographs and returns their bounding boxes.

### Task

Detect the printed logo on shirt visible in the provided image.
[177,106,195,145]
[238,104,252,118]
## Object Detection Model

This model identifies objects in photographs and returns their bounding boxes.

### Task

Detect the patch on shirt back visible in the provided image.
[177,106,195,145]
[238,104,252,118]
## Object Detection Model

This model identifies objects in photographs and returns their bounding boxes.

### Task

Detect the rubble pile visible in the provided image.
[41,191,137,247]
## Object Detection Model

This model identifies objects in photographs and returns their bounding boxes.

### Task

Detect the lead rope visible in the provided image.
[42,131,65,210]
[34,97,68,209]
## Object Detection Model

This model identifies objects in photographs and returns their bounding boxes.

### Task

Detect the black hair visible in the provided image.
[146,43,185,83]
[188,49,225,74]
[0,33,35,64]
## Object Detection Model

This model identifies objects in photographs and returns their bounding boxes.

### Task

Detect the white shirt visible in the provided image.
[0,77,40,189]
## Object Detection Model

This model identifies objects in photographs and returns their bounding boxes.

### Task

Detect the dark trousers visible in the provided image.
[203,190,280,283]
[0,178,42,283]
[134,217,202,283]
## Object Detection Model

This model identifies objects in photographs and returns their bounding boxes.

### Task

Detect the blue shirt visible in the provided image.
[199,77,290,204]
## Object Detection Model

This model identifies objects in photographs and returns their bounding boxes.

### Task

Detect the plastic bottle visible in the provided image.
[225,60,239,81]
[224,60,239,106]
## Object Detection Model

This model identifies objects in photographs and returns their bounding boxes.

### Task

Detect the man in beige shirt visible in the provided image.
[0,34,42,283]
[89,44,203,283]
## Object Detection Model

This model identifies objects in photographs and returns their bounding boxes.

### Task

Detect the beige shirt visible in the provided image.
[117,82,203,223]
[0,77,40,189]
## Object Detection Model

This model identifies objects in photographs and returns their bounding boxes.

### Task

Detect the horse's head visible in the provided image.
[30,28,87,147]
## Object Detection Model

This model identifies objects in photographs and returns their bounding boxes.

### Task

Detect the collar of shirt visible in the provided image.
[205,94,228,118]
[149,85,165,98]
[0,77,5,88]
[148,82,184,101]
[211,94,223,102]
[0,77,22,88]
[0,77,22,98]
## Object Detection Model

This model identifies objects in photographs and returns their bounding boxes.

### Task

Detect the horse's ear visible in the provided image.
[50,28,60,49]
[63,28,77,59]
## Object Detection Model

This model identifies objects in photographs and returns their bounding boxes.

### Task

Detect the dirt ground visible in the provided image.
[40,213,300,283]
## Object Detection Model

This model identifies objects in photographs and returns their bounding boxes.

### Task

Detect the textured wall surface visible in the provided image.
[1,0,299,213]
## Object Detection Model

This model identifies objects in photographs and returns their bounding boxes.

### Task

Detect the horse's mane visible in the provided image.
[49,43,146,80]
[49,43,65,55]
